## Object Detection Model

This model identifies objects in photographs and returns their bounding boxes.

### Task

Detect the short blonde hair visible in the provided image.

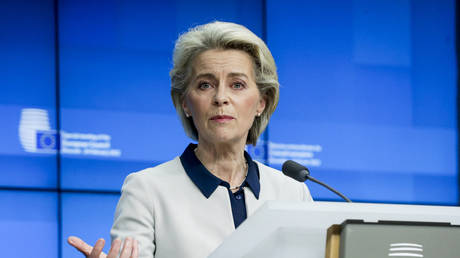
[170,21,279,146]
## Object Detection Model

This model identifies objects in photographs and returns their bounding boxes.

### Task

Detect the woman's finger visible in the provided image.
[67,236,93,256]
[120,237,133,258]
[89,239,105,258]
[107,238,122,258]
[131,239,139,258]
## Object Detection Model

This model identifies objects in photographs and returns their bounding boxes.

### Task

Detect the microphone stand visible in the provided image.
[282,160,352,202]
[306,175,352,203]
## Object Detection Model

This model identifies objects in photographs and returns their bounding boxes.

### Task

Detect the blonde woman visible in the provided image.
[69,21,313,258]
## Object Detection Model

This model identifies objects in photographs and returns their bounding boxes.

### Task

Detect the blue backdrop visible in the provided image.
[0,0,457,257]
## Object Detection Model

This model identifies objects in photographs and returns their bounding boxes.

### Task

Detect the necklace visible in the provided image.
[194,148,248,191]
[229,162,248,191]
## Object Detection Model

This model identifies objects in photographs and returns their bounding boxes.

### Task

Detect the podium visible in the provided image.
[209,201,460,258]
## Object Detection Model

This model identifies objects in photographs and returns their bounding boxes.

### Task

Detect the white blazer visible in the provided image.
[110,157,313,258]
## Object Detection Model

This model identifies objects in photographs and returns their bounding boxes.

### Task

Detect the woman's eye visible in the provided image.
[232,82,245,89]
[198,82,211,90]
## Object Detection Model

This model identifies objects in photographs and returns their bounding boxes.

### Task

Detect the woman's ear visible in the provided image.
[182,99,190,117]
[257,96,266,115]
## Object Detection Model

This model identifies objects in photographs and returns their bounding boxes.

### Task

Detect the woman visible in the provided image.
[69,21,313,258]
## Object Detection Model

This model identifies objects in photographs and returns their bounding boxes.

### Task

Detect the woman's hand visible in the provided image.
[67,236,138,258]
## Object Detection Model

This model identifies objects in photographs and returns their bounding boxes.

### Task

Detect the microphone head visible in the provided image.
[282,160,310,182]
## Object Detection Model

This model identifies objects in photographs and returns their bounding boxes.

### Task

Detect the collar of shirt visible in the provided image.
[180,143,260,199]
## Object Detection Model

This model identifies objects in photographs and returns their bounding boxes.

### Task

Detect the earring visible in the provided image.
[257,113,261,117]
[185,113,190,118]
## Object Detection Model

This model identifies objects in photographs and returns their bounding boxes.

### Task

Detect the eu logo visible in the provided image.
[36,130,58,151]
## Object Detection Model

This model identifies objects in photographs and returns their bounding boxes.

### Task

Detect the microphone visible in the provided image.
[282,160,352,202]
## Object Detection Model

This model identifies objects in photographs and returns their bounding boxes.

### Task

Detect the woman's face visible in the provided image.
[183,49,265,145]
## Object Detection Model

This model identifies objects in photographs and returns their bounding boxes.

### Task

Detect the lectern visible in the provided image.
[209,201,460,258]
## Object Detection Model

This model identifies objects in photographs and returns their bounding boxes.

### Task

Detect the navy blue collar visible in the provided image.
[180,143,260,199]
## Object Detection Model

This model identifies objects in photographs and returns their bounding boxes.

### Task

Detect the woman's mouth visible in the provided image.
[210,115,234,123]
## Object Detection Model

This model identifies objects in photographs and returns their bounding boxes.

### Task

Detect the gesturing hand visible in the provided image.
[68,236,138,258]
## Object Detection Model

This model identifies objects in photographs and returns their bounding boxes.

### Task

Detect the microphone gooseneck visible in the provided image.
[282,160,352,203]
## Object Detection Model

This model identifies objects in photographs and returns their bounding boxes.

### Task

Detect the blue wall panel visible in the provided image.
[0,0,57,188]
[266,0,457,204]
[0,191,58,257]
[62,193,120,258]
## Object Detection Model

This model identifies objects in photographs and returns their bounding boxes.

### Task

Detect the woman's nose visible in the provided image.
[213,86,229,106]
